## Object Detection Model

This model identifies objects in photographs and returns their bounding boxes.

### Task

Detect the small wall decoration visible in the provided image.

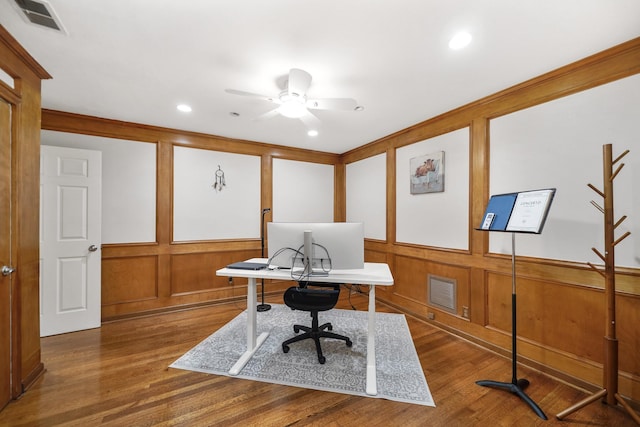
[212,165,226,192]
[410,151,444,194]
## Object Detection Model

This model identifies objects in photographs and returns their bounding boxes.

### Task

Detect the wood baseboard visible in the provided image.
[20,362,44,395]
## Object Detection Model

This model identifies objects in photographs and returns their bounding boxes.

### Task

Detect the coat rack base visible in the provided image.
[556,389,640,424]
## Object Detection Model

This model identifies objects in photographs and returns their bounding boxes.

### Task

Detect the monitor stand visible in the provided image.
[302,230,329,277]
[309,270,329,277]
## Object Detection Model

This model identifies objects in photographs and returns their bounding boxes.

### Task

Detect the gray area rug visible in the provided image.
[170,304,434,406]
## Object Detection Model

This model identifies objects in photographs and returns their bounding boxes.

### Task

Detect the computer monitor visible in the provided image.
[267,222,364,272]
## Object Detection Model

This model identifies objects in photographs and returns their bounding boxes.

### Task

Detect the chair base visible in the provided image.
[282,320,352,364]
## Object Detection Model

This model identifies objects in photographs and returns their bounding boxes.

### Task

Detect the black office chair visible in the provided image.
[281,281,352,364]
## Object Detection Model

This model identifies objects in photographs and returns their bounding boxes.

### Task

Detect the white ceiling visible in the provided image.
[1,0,639,154]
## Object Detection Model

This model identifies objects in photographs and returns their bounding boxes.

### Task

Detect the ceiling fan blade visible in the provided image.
[299,110,322,129]
[287,68,312,97]
[253,108,280,121]
[225,88,275,102]
[306,98,358,111]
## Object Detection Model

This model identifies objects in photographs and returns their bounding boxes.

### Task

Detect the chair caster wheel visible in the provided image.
[346,339,353,347]
[319,356,326,364]
[293,326,300,333]
[327,324,333,331]
[282,345,289,353]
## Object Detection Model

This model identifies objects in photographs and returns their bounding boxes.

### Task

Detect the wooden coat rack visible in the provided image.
[556,144,639,424]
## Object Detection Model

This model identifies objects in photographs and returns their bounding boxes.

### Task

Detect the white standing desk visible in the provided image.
[216,259,394,396]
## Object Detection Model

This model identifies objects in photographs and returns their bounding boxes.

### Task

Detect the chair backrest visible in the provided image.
[283,282,340,312]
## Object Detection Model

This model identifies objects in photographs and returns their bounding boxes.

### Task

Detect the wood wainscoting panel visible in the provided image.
[393,255,429,304]
[616,293,640,378]
[170,250,258,296]
[486,271,606,363]
[364,246,392,295]
[393,254,470,318]
[364,247,388,264]
[102,256,159,305]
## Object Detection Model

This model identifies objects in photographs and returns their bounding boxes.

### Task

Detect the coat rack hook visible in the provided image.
[591,247,606,262]
[587,262,606,278]
[590,200,604,214]
[612,231,631,247]
[610,163,624,181]
[587,183,604,198]
[612,149,629,165]
[614,215,628,229]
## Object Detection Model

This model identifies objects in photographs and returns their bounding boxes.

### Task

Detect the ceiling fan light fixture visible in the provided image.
[278,93,307,118]
[226,68,358,122]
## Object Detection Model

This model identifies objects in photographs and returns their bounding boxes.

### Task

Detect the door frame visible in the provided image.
[0,90,13,410]
[0,24,51,408]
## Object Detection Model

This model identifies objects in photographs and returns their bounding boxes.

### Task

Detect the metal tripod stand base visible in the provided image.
[256,303,271,312]
[476,378,547,420]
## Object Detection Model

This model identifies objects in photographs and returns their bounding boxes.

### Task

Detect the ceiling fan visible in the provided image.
[225,68,361,129]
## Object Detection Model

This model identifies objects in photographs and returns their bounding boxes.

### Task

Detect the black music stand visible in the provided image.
[257,208,271,312]
[476,188,555,421]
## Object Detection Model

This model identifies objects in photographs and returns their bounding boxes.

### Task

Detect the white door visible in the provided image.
[40,145,102,337]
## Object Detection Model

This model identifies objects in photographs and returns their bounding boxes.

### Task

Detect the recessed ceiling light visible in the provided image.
[229,112,240,117]
[307,130,318,137]
[177,104,192,113]
[449,32,472,50]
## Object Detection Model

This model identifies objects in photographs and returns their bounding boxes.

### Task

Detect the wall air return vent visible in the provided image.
[14,0,66,33]
[428,274,457,314]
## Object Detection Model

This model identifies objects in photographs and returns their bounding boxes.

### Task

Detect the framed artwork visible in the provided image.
[410,151,444,194]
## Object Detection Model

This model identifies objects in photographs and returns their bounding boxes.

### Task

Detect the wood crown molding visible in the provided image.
[41,109,340,164]
[0,25,51,80]
[341,36,640,161]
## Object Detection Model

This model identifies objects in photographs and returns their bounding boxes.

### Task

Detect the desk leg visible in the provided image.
[229,277,269,375]
[366,284,377,396]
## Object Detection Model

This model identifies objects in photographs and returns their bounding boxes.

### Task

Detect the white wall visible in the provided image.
[41,130,157,244]
[42,73,639,266]
[173,146,261,240]
[0,68,14,88]
[395,128,470,250]
[346,153,386,240]
[272,158,334,222]
[490,73,640,267]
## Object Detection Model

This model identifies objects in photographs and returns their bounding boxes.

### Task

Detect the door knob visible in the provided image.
[88,245,98,252]
[1,265,15,276]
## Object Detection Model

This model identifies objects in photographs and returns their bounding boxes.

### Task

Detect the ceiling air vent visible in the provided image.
[14,0,66,33]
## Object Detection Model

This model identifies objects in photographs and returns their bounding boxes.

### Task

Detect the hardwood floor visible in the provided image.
[0,291,636,426]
